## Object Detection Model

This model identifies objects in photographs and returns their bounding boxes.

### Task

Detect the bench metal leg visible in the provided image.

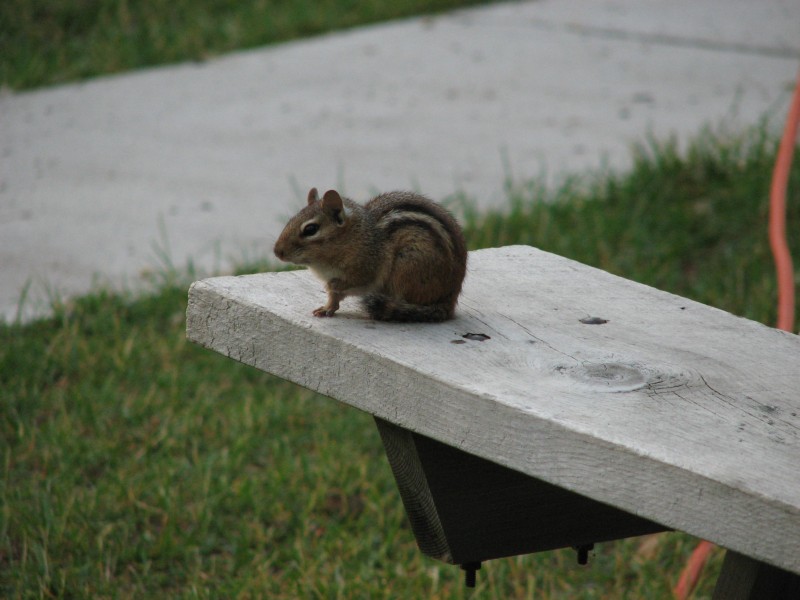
[374,417,666,567]
[713,551,800,599]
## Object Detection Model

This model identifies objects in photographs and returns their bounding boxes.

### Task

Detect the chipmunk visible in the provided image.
[273,188,467,322]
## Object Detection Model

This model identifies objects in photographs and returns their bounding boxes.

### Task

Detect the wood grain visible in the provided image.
[186,245,800,574]
[373,417,453,563]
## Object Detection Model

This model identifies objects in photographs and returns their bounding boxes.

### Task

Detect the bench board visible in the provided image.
[186,245,800,574]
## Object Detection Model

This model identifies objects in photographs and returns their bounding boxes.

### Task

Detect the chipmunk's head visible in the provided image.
[273,188,348,266]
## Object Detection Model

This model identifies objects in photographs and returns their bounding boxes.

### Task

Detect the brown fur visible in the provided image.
[273,188,467,322]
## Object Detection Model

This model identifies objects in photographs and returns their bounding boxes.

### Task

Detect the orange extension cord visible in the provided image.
[672,68,800,600]
[770,69,800,333]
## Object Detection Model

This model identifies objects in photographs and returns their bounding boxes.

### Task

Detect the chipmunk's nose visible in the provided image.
[273,242,285,261]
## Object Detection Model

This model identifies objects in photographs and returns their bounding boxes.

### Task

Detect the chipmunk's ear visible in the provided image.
[322,190,346,224]
[307,187,320,205]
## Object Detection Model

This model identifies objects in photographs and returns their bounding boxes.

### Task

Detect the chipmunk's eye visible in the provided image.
[301,223,320,237]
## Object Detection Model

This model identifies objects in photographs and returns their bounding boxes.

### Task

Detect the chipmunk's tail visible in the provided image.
[362,294,455,323]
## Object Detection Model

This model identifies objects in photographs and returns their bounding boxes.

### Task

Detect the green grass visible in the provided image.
[462,126,800,326]
[5,2,796,597]
[1,0,499,90]
[4,128,797,598]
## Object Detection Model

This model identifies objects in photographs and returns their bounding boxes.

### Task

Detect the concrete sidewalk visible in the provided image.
[1,0,798,322]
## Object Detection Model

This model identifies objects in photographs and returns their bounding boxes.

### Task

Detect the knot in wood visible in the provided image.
[559,361,647,393]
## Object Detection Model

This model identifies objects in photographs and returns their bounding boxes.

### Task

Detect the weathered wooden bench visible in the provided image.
[186,245,800,597]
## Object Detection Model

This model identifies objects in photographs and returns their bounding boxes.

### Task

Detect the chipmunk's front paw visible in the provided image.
[313,306,337,317]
